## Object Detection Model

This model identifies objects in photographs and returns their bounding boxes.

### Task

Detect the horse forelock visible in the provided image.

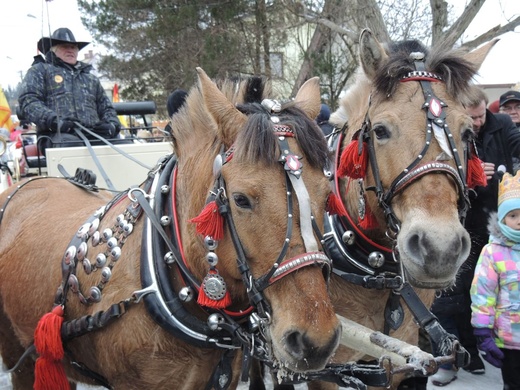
[233,103,330,170]
[373,39,477,102]
[171,76,271,153]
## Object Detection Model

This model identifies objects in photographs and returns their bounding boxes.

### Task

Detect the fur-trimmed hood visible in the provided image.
[487,211,520,249]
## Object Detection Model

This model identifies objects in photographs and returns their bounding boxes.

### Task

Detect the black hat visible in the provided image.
[499,90,520,107]
[37,28,90,55]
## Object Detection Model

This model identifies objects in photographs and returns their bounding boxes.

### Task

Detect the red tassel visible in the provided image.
[189,201,224,241]
[326,192,347,217]
[467,155,487,188]
[338,140,368,179]
[358,202,379,230]
[34,305,69,390]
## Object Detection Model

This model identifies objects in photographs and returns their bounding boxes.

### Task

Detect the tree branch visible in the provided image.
[461,16,520,50]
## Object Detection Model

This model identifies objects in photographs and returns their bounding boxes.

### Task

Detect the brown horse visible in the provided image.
[301,31,497,390]
[0,69,341,389]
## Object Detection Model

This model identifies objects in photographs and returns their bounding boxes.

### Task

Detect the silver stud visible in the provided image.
[102,228,113,242]
[110,246,121,261]
[179,287,193,302]
[68,274,79,293]
[204,236,218,250]
[101,267,112,283]
[160,216,171,226]
[76,223,90,238]
[88,286,102,303]
[342,230,355,245]
[368,251,385,268]
[83,259,92,274]
[107,237,118,249]
[207,313,224,331]
[164,251,175,264]
[88,218,100,235]
[96,253,107,268]
[91,231,101,246]
[123,223,133,236]
[116,214,125,223]
[161,185,170,194]
[206,252,219,267]
[77,242,88,261]
[64,246,77,265]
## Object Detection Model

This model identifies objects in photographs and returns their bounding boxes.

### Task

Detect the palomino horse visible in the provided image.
[0,69,341,389]
[307,30,496,389]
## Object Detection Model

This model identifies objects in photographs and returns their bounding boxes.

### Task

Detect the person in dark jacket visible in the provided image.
[430,86,520,386]
[18,28,121,151]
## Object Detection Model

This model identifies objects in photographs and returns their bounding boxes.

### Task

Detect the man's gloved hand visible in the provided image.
[47,115,78,133]
[93,122,117,138]
[474,327,504,368]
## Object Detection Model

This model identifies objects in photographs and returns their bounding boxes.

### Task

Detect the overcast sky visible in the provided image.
[1,0,519,90]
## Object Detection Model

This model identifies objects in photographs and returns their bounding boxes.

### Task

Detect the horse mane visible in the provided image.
[233,102,330,171]
[374,39,478,101]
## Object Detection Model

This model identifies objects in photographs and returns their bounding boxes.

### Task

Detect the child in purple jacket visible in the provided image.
[471,171,520,389]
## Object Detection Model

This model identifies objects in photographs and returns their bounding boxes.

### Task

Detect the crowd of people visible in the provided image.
[429,86,520,390]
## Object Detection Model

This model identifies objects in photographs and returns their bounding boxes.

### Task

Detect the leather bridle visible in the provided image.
[358,54,470,238]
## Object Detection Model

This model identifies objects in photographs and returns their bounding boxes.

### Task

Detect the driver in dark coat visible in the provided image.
[18,27,121,151]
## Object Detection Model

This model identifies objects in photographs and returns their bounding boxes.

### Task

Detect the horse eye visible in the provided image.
[233,194,252,209]
[372,125,389,140]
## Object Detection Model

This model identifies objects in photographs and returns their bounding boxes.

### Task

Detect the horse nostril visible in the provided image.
[284,331,307,360]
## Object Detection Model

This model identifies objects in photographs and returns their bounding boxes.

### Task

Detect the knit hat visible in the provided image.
[498,171,520,222]
[317,104,330,124]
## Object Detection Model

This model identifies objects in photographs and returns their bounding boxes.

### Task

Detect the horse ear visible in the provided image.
[359,29,388,80]
[196,67,247,146]
[463,39,499,69]
[293,77,321,120]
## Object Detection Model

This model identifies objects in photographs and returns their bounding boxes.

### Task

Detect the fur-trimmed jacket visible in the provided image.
[470,212,520,350]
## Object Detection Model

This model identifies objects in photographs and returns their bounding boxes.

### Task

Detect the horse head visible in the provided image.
[171,68,341,372]
[331,30,497,289]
